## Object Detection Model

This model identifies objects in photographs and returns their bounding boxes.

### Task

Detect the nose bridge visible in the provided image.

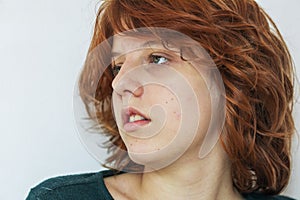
[112,52,143,97]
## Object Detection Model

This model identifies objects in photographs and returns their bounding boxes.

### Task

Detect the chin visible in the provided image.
[127,144,189,172]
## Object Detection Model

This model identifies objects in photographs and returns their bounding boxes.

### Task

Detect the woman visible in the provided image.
[27,0,296,199]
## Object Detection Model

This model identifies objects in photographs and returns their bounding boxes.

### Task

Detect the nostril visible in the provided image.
[132,86,144,97]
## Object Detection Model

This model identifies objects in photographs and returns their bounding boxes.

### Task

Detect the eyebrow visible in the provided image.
[111,40,164,57]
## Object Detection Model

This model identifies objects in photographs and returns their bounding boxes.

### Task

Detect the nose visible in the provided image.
[111,57,144,98]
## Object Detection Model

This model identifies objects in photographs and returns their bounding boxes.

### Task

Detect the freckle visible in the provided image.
[173,111,181,120]
[171,98,174,101]
[165,101,168,104]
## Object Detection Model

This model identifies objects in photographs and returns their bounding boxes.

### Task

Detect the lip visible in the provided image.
[122,107,151,132]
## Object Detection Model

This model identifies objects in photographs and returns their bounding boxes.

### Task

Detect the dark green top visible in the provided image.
[26,170,296,200]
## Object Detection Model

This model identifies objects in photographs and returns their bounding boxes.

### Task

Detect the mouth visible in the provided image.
[122,107,151,132]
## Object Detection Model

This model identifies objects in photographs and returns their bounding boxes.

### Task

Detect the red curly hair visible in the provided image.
[78,0,295,195]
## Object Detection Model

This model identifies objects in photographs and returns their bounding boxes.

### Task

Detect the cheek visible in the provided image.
[173,110,181,121]
[111,93,123,127]
[194,87,212,139]
[162,96,181,121]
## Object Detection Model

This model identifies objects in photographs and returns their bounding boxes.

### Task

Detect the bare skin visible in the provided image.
[104,142,243,200]
[105,34,244,200]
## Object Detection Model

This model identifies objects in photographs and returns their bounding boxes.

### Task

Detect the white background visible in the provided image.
[0,0,299,199]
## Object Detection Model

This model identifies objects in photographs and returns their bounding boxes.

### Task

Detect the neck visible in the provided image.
[134,144,242,200]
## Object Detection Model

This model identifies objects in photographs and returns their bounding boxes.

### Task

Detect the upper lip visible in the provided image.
[122,107,150,124]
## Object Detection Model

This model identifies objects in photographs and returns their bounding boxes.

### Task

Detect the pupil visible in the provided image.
[154,56,165,64]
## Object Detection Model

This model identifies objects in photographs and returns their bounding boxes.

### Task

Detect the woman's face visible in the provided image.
[111,32,216,170]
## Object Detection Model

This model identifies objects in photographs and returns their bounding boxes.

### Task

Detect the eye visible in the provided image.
[149,54,169,65]
[111,63,122,77]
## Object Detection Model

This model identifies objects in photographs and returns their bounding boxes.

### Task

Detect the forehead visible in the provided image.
[110,30,209,65]
[111,34,167,57]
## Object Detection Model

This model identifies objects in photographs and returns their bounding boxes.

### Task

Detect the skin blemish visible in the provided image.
[173,111,181,120]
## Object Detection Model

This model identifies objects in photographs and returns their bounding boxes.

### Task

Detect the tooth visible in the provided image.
[129,115,135,123]
[134,115,142,121]
[129,114,146,123]
[135,115,145,121]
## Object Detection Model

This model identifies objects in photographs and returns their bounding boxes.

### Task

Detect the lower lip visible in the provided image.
[123,120,151,132]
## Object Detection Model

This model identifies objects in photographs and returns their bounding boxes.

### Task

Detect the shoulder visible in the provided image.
[26,170,117,200]
[244,193,297,200]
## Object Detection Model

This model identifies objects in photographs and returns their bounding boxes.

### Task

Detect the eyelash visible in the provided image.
[111,53,170,76]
